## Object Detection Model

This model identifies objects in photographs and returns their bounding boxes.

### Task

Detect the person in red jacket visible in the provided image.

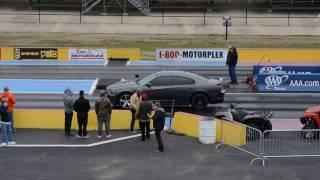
[0,87,16,132]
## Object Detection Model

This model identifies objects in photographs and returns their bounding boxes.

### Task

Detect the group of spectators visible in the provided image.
[64,88,166,152]
[0,86,165,151]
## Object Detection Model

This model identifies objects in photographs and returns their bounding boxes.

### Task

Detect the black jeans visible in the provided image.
[155,129,164,152]
[64,112,73,135]
[77,113,88,136]
[139,121,150,141]
[130,109,136,131]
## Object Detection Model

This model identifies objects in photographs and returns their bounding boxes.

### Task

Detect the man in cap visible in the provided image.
[152,102,166,152]
[129,88,142,133]
[73,90,91,138]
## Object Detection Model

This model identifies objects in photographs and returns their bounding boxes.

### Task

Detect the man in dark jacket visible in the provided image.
[136,94,153,141]
[152,102,166,152]
[73,90,91,138]
[226,44,238,84]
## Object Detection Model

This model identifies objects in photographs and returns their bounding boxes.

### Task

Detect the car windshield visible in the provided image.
[138,74,155,85]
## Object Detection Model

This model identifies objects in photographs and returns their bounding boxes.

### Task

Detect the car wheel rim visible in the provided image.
[119,95,131,108]
[195,97,205,109]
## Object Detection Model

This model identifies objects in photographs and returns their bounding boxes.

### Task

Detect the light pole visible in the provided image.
[222,16,232,40]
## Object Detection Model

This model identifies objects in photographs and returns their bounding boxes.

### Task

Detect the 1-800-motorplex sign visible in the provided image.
[156,48,227,62]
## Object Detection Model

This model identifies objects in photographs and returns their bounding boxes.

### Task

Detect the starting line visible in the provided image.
[5,132,154,148]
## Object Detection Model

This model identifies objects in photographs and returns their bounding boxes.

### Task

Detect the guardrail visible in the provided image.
[216,119,320,167]
[216,119,265,166]
[0,5,320,26]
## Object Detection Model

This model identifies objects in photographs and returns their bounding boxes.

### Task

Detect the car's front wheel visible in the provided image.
[191,94,208,110]
[118,92,132,109]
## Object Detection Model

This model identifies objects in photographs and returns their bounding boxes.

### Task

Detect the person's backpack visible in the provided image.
[0,97,9,114]
[97,97,108,115]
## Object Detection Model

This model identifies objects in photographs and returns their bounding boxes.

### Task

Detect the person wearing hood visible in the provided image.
[63,88,74,137]
[152,102,166,152]
[136,94,152,141]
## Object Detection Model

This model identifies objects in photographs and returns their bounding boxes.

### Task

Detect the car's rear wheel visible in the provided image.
[191,94,208,110]
[302,119,318,139]
[118,92,132,109]
[245,122,261,140]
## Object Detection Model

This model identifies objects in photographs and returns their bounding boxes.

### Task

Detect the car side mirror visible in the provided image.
[146,83,151,88]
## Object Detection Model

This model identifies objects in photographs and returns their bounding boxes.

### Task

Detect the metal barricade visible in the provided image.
[262,129,320,158]
[215,119,265,166]
[217,122,320,167]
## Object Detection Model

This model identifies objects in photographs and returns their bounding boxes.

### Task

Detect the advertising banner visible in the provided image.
[0,48,1,60]
[257,74,320,93]
[14,48,58,60]
[156,48,227,62]
[68,48,107,60]
[253,65,320,76]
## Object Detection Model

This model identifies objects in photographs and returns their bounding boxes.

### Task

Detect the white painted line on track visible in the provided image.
[89,78,99,95]
[5,133,153,148]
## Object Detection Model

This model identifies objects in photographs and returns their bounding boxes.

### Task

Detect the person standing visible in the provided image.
[136,94,153,141]
[226,44,238,84]
[95,92,113,139]
[129,88,142,133]
[152,102,166,152]
[63,88,74,137]
[0,96,15,146]
[0,87,16,132]
[73,90,91,139]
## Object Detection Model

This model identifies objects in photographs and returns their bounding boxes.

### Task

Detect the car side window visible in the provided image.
[172,77,195,85]
[150,77,174,86]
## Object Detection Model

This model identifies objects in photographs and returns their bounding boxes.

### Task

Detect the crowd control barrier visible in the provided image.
[257,74,320,93]
[253,65,320,77]
[216,119,320,166]
[216,119,264,165]
[262,130,320,158]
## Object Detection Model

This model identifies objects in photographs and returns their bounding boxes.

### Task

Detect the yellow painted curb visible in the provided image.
[14,109,142,130]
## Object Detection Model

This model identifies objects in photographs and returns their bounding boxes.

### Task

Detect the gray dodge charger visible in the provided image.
[106,71,225,110]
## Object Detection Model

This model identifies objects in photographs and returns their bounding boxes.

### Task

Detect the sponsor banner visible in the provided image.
[0,48,1,60]
[14,48,58,60]
[253,65,320,76]
[156,48,227,62]
[69,48,106,60]
[257,74,320,93]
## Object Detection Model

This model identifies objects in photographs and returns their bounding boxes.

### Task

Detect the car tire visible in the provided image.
[191,94,208,110]
[264,121,272,137]
[245,122,261,140]
[118,92,132,109]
